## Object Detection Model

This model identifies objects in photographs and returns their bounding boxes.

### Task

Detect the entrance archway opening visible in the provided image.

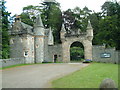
[70,41,84,63]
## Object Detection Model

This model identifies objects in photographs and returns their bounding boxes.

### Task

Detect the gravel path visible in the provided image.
[2,63,89,88]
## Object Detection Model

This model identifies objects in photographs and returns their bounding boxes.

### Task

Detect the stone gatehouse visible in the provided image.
[9,14,93,63]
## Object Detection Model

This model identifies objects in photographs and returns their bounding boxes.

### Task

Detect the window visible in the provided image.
[24,51,28,57]
[36,45,39,48]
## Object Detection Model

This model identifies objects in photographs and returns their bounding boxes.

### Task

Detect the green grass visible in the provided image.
[52,63,119,88]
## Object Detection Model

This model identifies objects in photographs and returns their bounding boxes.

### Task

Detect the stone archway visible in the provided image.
[61,37,93,63]
[60,21,93,63]
[70,41,84,62]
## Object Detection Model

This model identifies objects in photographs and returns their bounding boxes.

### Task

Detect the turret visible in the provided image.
[34,14,44,36]
[10,15,35,64]
[86,20,93,41]
[60,24,66,41]
[34,14,45,63]
[48,27,54,45]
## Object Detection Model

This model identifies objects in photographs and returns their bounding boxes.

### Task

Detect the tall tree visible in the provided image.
[20,0,62,44]
[63,9,75,32]
[99,1,120,49]
[89,12,102,45]
[1,0,10,59]
[63,6,92,32]
[41,0,62,43]
[0,1,2,59]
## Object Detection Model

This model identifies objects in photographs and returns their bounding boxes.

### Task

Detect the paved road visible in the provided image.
[2,63,89,88]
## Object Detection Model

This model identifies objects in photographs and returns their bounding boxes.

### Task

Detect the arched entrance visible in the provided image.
[60,20,93,63]
[70,41,84,62]
[61,38,93,63]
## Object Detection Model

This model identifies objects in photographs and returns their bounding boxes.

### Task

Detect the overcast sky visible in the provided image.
[5,0,119,16]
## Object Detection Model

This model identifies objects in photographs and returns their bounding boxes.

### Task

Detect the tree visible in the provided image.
[41,0,62,43]
[98,1,120,49]
[1,0,10,59]
[62,9,75,32]
[96,15,118,47]
[20,13,34,26]
[20,0,62,44]
[63,6,92,32]
[89,12,102,45]
[70,47,84,61]
[102,1,118,16]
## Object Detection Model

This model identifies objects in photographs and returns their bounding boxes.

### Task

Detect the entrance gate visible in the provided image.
[60,21,93,63]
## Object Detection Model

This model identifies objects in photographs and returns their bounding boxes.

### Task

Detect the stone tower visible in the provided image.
[34,14,45,63]
[10,15,34,63]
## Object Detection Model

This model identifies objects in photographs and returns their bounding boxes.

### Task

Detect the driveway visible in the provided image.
[1,63,89,88]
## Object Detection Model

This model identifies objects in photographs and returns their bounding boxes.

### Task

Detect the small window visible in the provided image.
[36,45,39,48]
[24,51,28,57]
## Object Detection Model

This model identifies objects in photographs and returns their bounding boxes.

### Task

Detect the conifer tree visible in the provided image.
[0,0,10,59]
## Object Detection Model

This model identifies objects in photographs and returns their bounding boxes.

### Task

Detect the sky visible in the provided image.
[5,0,119,16]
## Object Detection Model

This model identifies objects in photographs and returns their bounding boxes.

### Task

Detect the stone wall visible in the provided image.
[0,58,24,67]
[10,34,35,64]
[44,34,49,62]
[118,51,120,63]
[92,45,119,64]
[48,44,63,62]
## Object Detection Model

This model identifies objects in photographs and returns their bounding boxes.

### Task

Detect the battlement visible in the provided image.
[65,31,86,37]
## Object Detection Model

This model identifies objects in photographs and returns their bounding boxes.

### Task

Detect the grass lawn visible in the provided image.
[52,63,119,88]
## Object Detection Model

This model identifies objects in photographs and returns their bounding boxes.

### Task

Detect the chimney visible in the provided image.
[15,15,21,22]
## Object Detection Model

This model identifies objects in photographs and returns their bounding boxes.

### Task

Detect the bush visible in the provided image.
[70,47,84,61]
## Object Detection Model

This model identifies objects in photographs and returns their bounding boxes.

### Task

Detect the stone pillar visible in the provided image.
[62,41,70,63]
[83,40,92,60]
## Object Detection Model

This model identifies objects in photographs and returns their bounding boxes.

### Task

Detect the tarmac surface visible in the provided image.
[1,63,89,88]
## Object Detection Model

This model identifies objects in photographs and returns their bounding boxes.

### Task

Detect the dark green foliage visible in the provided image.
[20,1,62,44]
[1,0,10,59]
[41,1,62,43]
[70,42,84,61]
[70,47,84,61]
[20,13,34,26]
[63,7,91,32]
[89,12,101,45]
[97,1,120,49]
